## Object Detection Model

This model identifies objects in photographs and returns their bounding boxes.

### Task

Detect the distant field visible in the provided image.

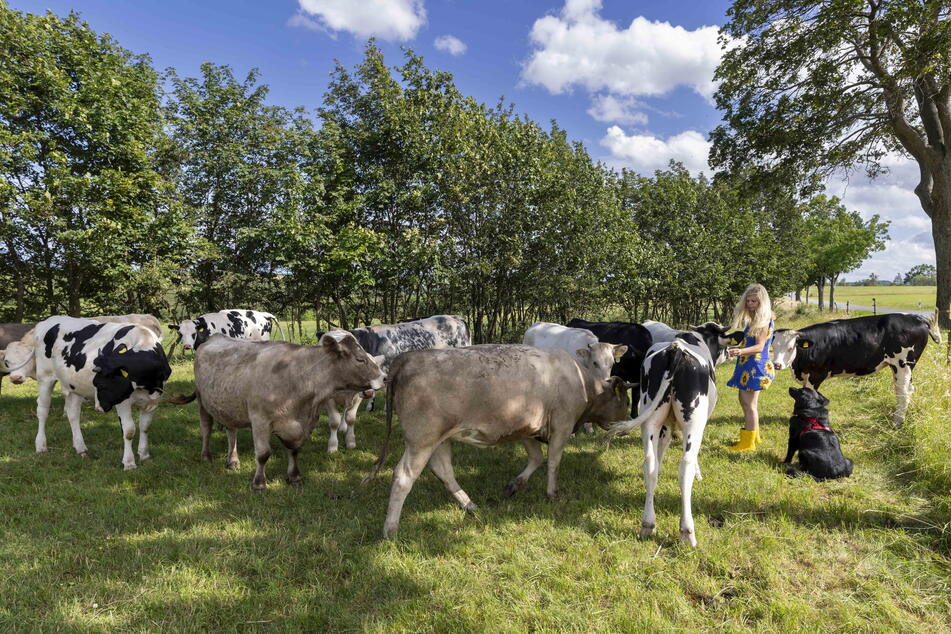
[807,285,937,311]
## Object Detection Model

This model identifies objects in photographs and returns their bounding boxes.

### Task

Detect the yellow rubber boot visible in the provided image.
[753,429,763,446]
[729,429,757,451]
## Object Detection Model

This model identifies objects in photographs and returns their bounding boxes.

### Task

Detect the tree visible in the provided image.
[903,263,937,285]
[0,4,186,317]
[712,1,951,325]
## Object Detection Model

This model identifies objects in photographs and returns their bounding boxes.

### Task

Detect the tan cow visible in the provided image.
[169,333,384,490]
[361,344,635,539]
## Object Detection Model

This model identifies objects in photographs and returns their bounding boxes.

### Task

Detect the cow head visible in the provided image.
[92,341,172,412]
[575,343,628,381]
[689,322,744,366]
[1,341,35,384]
[169,317,210,351]
[585,376,638,430]
[771,329,812,371]
[320,332,385,397]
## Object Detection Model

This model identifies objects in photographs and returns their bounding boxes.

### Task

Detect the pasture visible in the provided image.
[809,285,938,311]
[0,310,949,631]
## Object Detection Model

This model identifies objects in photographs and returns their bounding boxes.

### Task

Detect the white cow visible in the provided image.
[5,316,172,470]
[169,309,283,351]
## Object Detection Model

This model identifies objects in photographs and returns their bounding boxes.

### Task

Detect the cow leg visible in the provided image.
[35,379,57,453]
[383,445,435,538]
[199,402,214,463]
[250,423,273,490]
[504,438,545,497]
[675,403,710,548]
[225,427,240,470]
[428,441,476,512]
[891,363,914,425]
[137,405,156,461]
[325,401,343,453]
[640,401,672,539]
[545,427,574,501]
[344,395,361,449]
[62,391,90,456]
[281,436,305,486]
[116,400,138,471]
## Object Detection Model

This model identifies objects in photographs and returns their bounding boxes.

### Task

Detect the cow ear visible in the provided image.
[576,348,592,361]
[168,324,179,331]
[612,344,628,361]
[729,331,745,344]
[372,354,385,367]
[320,333,346,355]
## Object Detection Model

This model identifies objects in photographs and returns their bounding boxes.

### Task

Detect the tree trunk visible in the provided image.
[829,274,839,311]
[933,208,951,329]
[816,279,825,311]
[794,288,802,302]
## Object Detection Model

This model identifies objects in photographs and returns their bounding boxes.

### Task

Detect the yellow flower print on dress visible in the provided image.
[765,361,775,374]
[738,354,748,364]
[759,376,772,389]
[754,353,762,361]
[740,371,750,387]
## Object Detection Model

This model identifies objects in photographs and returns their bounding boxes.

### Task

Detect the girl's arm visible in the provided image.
[728,329,770,357]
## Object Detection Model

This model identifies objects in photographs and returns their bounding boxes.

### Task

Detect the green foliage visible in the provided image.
[904,264,937,285]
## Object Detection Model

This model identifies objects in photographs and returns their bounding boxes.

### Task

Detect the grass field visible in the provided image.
[808,285,938,311]
[0,308,949,631]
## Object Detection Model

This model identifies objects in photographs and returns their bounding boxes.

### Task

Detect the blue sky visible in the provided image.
[11,0,933,281]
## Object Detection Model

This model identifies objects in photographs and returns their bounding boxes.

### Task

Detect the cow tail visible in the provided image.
[928,308,942,344]
[271,316,287,342]
[164,391,197,405]
[352,370,397,497]
[606,340,687,439]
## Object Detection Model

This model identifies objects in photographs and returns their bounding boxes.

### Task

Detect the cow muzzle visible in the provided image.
[361,388,375,399]
[10,376,25,385]
[774,362,785,371]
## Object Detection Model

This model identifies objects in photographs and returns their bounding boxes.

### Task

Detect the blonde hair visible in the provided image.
[730,283,773,337]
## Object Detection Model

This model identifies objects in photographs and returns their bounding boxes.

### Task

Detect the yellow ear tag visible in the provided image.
[118,347,127,354]
[801,342,810,348]
[121,369,129,377]
[198,327,206,332]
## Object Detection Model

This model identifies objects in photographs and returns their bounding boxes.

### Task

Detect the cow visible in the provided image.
[167,333,384,490]
[644,320,745,365]
[320,314,471,435]
[523,321,628,432]
[169,309,284,352]
[94,314,163,339]
[358,344,635,539]
[606,325,736,547]
[0,323,35,395]
[3,317,171,469]
[771,312,941,425]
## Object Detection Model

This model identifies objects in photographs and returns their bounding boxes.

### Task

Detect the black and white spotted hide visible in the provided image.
[170,309,282,351]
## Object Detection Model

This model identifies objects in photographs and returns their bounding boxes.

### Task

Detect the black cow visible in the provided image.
[565,319,651,411]
[772,312,940,425]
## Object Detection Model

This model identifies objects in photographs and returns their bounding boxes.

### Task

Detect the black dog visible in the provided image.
[783,387,853,481]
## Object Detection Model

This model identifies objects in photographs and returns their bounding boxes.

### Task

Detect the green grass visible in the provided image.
[808,285,938,311]
[0,310,949,631]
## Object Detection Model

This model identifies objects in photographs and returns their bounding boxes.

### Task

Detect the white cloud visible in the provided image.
[434,34,466,56]
[291,0,426,42]
[600,126,710,176]
[843,239,935,282]
[521,1,723,100]
[587,95,648,125]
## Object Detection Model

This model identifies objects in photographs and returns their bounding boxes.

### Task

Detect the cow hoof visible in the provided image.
[680,529,697,547]
[78,451,90,459]
[503,478,523,497]
[547,492,560,502]
[201,453,213,463]
[464,502,478,514]
[382,524,398,539]
[225,461,240,471]
[639,524,655,538]
[327,446,338,454]
[287,477,303,487]
[139,453,152,462]
[36,447,48,454]
[123,462,137,471]
[251,481,267,491]
[345,441,357,450]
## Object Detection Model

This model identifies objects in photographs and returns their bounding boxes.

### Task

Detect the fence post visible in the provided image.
[846,301,850,315]
[873,298,876,315]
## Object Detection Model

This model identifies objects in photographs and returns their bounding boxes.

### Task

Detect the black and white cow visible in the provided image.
[319,315,472,447]
[606,326,736,547]
[3,317,171,469]
[771,312,941,425]
[169,309,284,351]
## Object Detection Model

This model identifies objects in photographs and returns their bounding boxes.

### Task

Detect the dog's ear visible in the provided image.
[788,386,800,398]
[817,391,830,406]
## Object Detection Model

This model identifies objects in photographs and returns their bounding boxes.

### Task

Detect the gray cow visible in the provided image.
[361,344,635,538]
[169,333,384,490]
[321,315,472,450]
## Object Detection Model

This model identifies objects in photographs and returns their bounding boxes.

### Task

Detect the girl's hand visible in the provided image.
[727,347,741,358]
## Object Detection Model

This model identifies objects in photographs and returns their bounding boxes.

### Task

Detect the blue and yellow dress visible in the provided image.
[727,320,775,391]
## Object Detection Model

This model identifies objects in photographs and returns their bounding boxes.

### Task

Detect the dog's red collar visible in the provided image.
[797,415,832,437]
